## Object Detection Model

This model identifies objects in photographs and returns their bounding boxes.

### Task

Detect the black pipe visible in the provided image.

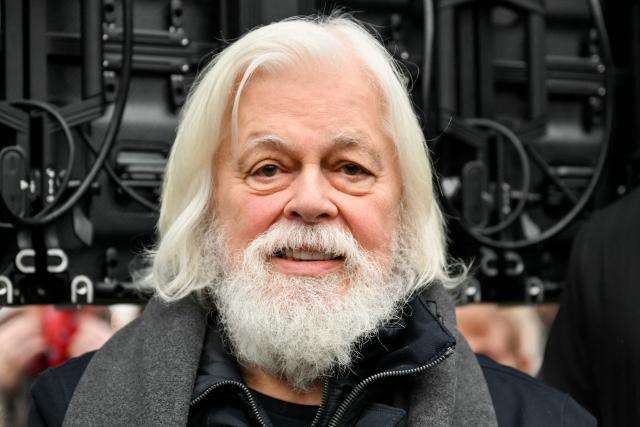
[81,0,103,100]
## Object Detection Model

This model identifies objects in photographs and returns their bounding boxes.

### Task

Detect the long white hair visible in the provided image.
[142,14,461,302]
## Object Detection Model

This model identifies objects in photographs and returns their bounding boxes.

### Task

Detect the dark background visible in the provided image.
[0,0,637,305]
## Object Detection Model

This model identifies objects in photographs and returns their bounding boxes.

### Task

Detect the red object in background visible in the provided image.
[41,306,78,368]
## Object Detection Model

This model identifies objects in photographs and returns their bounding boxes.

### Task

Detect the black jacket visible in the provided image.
[541,186,640,426]
[29,352,594,427]
[29,285,594,426]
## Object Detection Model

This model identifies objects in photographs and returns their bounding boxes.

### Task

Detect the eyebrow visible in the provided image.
[238,132,385,171]
[245,134,290,151]
[329,132,384,171]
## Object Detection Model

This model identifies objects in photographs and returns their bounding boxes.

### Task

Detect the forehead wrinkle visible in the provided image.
[329,132,384,170]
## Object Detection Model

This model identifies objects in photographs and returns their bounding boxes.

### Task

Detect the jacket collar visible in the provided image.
[63,283,497,427]
[191,293,456,403]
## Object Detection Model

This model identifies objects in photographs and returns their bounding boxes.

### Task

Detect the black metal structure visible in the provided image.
[0,0,637,305]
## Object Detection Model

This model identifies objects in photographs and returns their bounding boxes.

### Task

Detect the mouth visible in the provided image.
[270,248,345,275]
[273,249,344,261]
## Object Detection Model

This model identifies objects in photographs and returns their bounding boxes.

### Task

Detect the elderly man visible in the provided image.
[29,16,593,427]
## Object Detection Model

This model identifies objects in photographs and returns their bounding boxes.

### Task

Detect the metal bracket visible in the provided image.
[480,247,498,277]
[525,276,545,303]
[504,251,524,276]
[461,276,482,303]
[102,70,118,103]
[71,275,94,304]
[170,0,184,30]
[0,276,13,304]
[170,74,187,107]
[15,248,68,273]
[103,0,116,26]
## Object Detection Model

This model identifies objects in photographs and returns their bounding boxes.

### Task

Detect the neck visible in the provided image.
[241,364,322,405]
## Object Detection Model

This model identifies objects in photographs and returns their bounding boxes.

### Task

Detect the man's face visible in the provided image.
[214,61,402,284]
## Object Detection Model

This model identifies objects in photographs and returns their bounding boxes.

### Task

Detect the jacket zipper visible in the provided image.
[190,380,268,427]
[309,377,330,427]
[189,346,453,427]
[326,346,455,427]
[190,377,331,427]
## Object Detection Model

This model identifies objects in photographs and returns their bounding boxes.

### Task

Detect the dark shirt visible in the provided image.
[252,390,319,427]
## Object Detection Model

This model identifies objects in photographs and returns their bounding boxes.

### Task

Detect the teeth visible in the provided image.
[282,249,336,261]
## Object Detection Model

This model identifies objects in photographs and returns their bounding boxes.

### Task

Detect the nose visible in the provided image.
[284,167,338,223]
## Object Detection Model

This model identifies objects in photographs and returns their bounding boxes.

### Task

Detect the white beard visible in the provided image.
[203,222,418,391]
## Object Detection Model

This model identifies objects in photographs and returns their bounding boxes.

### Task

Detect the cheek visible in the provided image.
[219,192,286,250]
[342,198,400,259]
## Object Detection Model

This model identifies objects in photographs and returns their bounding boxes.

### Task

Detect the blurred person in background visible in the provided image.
[541,186,640,426]
[0,305,136,427]
[456,304,544,376]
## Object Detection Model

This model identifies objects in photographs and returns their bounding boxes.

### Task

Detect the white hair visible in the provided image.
[142,14,462,302]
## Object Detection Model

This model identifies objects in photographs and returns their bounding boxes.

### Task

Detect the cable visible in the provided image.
[4,100,77,217]
[423,0,435,107]
[78,127,159,212]
[464,118,531,235]
[0,0,134,227]
[438,0,613,250]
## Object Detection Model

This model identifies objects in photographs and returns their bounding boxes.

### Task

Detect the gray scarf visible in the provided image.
[63,284,497,426]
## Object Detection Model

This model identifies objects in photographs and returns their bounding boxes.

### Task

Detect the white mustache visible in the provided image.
[242,223,367,268]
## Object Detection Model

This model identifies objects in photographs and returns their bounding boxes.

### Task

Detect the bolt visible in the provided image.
[181,64,189,72]
[76,283,88,295]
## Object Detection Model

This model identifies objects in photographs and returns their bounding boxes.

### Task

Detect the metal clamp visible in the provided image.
[170,74,187,107]
[15,248,68,273]
[71,275,94,304]
[505,251,524,276]
[461,277,482,304]
[0,276,13,304]
[525,276,544,303]
[480,247,498,277]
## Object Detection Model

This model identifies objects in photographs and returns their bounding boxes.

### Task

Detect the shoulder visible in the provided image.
[29,352,95,426]
[477,354,596,427]
[583,186,640,235]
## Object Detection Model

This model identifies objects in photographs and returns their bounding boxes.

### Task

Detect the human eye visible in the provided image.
[330,161,375,195]
[253,163,280,178]
[339,162,368,176]
[245,160,290,192]
[338,162,372,178]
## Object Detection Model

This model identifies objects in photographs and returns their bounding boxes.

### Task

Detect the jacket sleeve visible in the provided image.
[28,352,95,427]
[560,394,597,427]
[28,368,69,427]
[479,354,596,427]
